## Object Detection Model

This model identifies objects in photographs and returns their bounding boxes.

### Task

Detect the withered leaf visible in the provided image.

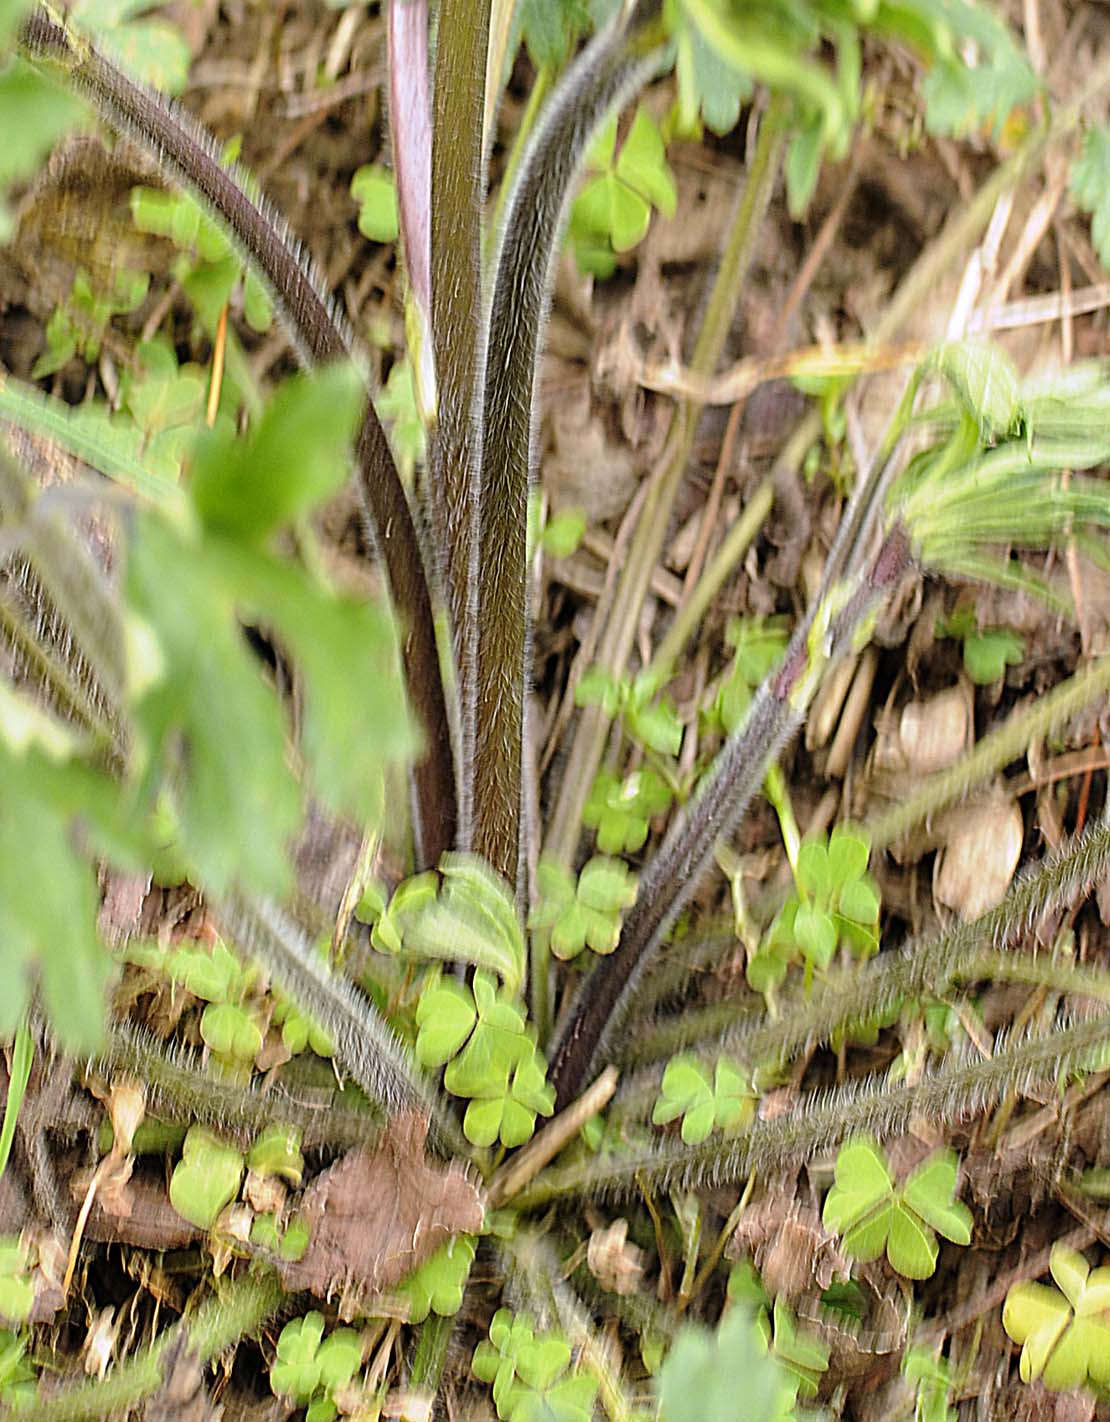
[277,1112,484,1310]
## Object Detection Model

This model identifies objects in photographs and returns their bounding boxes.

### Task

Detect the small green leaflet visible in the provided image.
[350,164,399,243]
[1070,126,1110,271]
[927,341,1021,439]
[516,0,591,69]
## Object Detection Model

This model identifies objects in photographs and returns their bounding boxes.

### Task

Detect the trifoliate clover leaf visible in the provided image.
[653,1055,755,1143]
[1003,1245,1110,1390]
[569,107,676,274]
[822,1139,972,1280]
[530,856,636,961]
[270,1311,327,1403]
[583,767,673,855]
[398,1234,476,1323]
[169,1127,244,1230]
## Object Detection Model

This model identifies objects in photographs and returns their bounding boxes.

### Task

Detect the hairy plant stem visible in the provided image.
[476,0,667,889]
[429,0,491,840]
[520,1012,1110,1206]
[543,97,789,876]
[10,1268,284,1422]
[216,894,468,1158]
[95,1023,380,1149]
[865,655,1110,850]
[21,3,456,866]
[648,822,1110,1089]
[550,521,914,1108]
[0,454,124,709]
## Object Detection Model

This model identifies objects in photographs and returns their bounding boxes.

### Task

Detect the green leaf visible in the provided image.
[923,49,1036,141]
[0,64,83,244]
[351,164,399,242]
[191,366,364,542]
[200,1002,264,1060]
[517,0,591,67]
[316,1329,363,1391]
[70,0,191,91]
[659,1302,788,1422]
[415,979,477,1067]
[169,1126,244,1229]
[1071,126,1110,270]
[0,748,111,1052]
[126,517,301,898]
[785,112,824,218]
[541,508,586,559]
[398,1235,476,1323]
[616,108,677,216]
[794,902,837,967]
[247,1123,304,1186]
[928,340,1021,439]
[270,1312,326,1402]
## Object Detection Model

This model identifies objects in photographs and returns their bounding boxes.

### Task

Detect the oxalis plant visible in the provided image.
[4,0,1110,1416]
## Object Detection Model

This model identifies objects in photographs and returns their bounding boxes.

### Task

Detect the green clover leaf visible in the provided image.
[168,1126,244,1230]
[583,767,672,854]
[823,1139,972,1280]
[398,1235,476,1324]
[270,1312,327,1403]
[1003,1244,1110,1390]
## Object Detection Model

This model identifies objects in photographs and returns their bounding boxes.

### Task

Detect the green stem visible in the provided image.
[216,894,468,1159]
[657,822,1110,1086]
[544,97,788,874]
[12,1270,284,1422]
[966,950,1110,1003]
[550,522,914,1107]
[96,1023,381,1149]
[865,656,1110,851]
[408,1311,457,1393]
[518,1013,1110,1207]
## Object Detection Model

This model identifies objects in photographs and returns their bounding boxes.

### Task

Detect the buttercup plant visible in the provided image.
[4,0,1110,1415]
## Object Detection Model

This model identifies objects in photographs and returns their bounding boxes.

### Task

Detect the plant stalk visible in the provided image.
[12,1269,284,1422]
[21,3,457,867]
[429,0,491,842]
[474,0,667,887]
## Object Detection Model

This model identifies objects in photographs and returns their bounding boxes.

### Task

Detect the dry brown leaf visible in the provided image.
[277,1112,484,1310]
[586,1218,644,1296]
[933,795,1024,919]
